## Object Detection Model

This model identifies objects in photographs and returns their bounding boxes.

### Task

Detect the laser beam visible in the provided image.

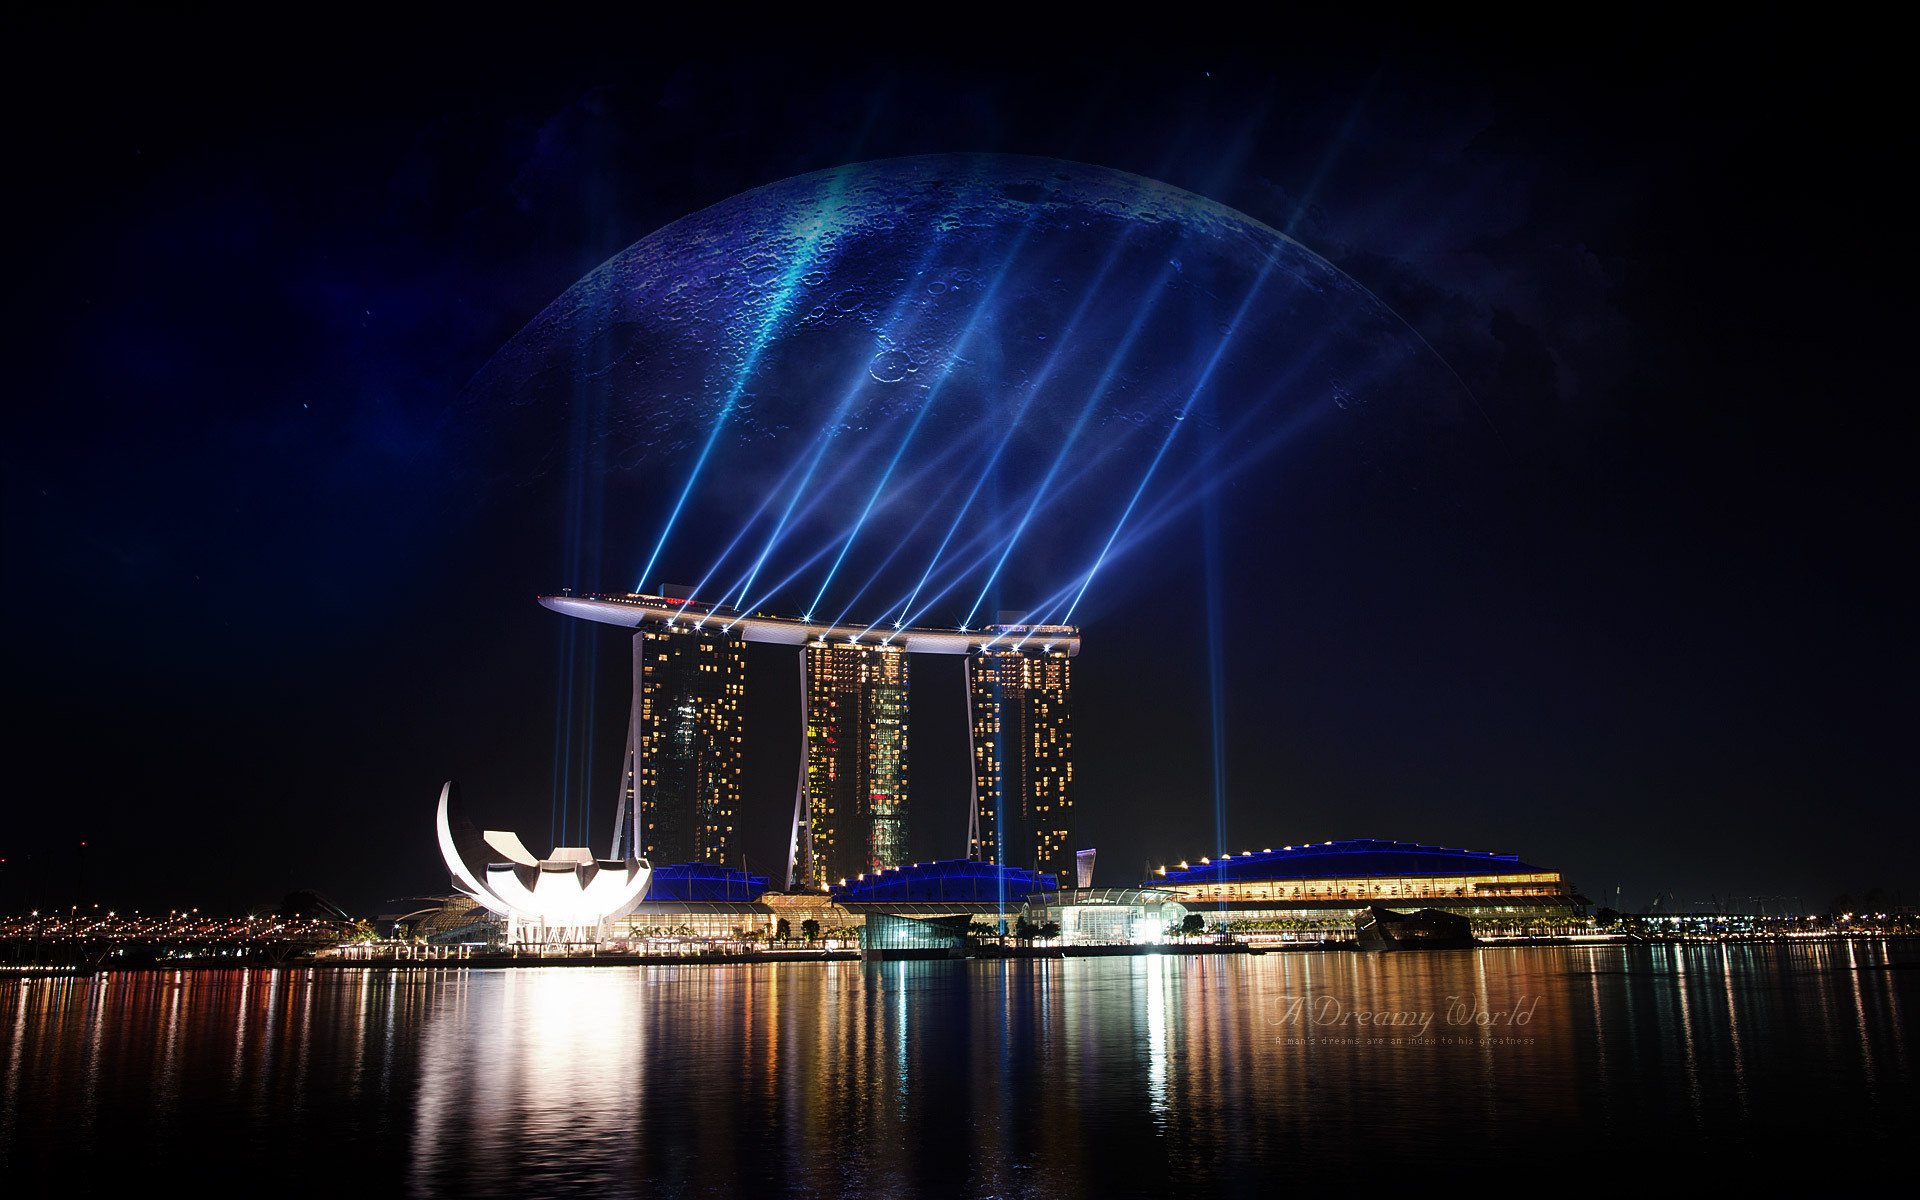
[885,432,1135,635]
[724,423,989,629]
[804,217,1046,619]
[635,171,851,592]
[1061,253,1279,625]
[895,229,1142,626]
[708,222,967,613]
[963,257,1185,628]
[664,438,818,612]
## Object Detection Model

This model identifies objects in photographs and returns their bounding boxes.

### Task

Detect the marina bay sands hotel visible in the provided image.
[540,590,1081,892]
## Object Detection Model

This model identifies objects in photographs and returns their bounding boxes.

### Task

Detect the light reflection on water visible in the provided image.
[2,942,1911,1194]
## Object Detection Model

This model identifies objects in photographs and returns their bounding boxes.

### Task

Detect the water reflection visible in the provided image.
[1,942,1912,1193]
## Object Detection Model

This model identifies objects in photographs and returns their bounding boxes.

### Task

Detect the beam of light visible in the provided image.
[895,231,1141,627]
[963,257,1184,628]
[890,428,1142,632]
[988,490,1197,649]
[805,206,1053,620]
[721,424,987,629]
[706,228,965,614]
[756,420,983,625]
[995,109,1487,631]
[712,333,1324,652]
[686,138,1284,628]
[635,172,852,593]
[805,308,999,621]
[821,442,987,637]
[666,441,815,607]
[893,117,1249,632]
[881,440,1118,635]
[1202,463,1228,884]
[880,116,1276,632]
[1061,253,1279,626]
[723,533,849,628]
[555,302,612,846]
[569,312,609,844]
[881,427,1139,636]
[956,107,1274,637]
[572,637,595,840]
[1002,378,1334,647]
[548,617,574,849]
[1281,71,1379,238]
[716,414,861,612]
[721,417,989,628]
[700,425,900,619]
[869,506,1028,634]
[814,374,955,628]
[981,558,1114,647]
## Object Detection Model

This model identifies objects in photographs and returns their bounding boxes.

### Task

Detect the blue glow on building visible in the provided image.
[645,863,772,903]
[830,859,1059,904]
[1151,840,1540,886]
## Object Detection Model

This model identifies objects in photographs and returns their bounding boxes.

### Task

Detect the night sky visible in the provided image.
[6,14,1910,917]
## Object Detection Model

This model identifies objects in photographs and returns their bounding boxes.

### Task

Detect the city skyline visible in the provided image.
[6,18,1914,1196]
[6,19,1912,919]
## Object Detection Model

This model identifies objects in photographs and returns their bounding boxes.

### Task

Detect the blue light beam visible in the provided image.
[963,257,1185,628]
[805,209,1052,620]
[1061,254,1279,625]
[895,232,1141,627]
[706,227,965,613]
[635,172,852,592]
[882,431,1140,636]
[725,423,991,629]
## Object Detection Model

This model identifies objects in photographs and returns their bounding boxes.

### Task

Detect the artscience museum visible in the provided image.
[435,782,653,943]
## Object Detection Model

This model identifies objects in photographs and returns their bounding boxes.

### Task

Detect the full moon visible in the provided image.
[468,153,1479,626]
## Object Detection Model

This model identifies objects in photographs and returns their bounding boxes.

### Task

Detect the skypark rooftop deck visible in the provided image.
[539,592,1080,656]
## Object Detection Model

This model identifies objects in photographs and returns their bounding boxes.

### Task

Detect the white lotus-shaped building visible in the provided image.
[435,782,652,942]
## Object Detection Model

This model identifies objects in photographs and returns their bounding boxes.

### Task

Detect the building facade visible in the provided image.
[969,628,1075,882]
[802,642,909,887]
[539,593,1083,890]
[1147,839,1585,935]
[611,619,745,865]
[1026,888,1189,945]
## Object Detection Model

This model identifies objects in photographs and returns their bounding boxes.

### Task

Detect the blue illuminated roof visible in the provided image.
[1151,839,1541,886]
[645,863,770,902]
[832,859,1059,904]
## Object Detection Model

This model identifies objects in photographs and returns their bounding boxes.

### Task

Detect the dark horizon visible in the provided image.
[4,14,1912,918]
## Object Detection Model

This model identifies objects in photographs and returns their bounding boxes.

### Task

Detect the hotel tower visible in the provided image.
[800,642,909,888]
[967,623,1076,882]
[609,598,745,865]
[541,592,1077,887]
